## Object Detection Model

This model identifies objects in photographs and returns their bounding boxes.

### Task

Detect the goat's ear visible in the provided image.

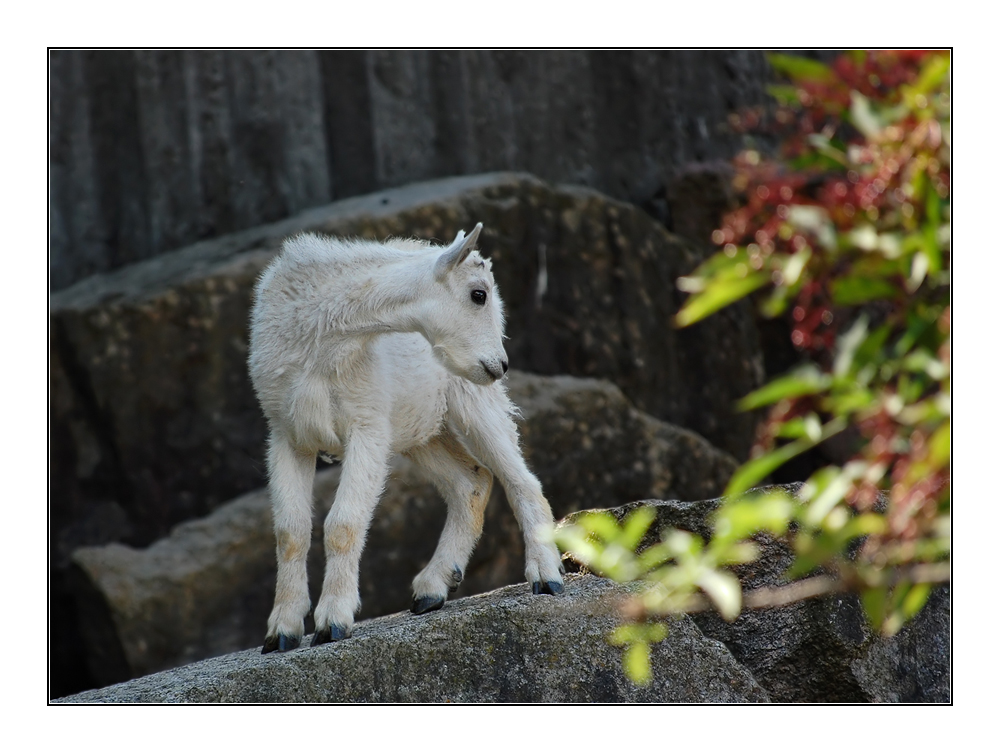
[434,223,483,280]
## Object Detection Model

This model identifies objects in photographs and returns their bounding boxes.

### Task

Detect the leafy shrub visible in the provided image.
[556,50,950,683]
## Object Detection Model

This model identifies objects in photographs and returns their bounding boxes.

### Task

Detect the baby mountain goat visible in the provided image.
[249,223,565,652]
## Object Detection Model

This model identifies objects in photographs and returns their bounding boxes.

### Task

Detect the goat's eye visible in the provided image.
[471,289,487,306]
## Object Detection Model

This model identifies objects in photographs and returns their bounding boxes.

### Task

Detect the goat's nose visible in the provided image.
[501,360,508,374]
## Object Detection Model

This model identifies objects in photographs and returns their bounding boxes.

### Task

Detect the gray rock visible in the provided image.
[55,574,770,703]
[664,160,736,252]
[69,370,737,684]
[850,585,951,703]
[503,371,739,520]
[561,489,950,703]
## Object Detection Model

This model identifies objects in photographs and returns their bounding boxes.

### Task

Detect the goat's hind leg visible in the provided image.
[406,433,494,614]
[262,432,317,653]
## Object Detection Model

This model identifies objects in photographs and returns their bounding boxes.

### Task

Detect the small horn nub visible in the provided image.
[435,223,484,280]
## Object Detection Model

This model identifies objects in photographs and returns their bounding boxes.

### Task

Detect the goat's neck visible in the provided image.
[327,253,435,339]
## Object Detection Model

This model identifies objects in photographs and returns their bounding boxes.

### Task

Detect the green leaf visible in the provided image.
[697,569,743,621]
[781,247,812,286]
[609,624,637,646]
[712,491,794,542]
[861,586,888,630]
[759,284,795,319]
[575,511,621,542]
[737,366,829,411]
[921,218,943,279]
[804,413,823,442]
[645,622,669,643]
[913,53,951,96]
[801,468,853,528]
[901,581,932,620]
[552,525,600,564]
[929,420,950,467]
[926,182,943,225]
[787,205,836,250]
[682,247,751,280]
[766,84,801,105]
[826,385,876,415]
[845,226,902,257]
[833,314,870,378]
[806,133,847,166]
[909,249,929,293]
[664,529,702,558]
[624,642,652,685]
[894,310,936,358]
[725,418,847,497]
[840,513,887,541]
[675,271,771,327]
[830,276,901,306]
[775,417,809,440]
[621,507,657,551]
[766,53,835,83]
[638,542,676,571]
[850,91,884,140]
[714,541,761,566]
[725,443,805,498]
[901,348,947,380]
[610,622,662,646]
[854,322,893,372]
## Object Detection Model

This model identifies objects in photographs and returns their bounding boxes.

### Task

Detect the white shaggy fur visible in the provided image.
[248,223,564,650]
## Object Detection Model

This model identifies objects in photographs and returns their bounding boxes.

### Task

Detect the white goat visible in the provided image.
[248,223,565,652]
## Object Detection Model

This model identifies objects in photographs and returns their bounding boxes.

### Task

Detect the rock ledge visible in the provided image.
[56,574,769,704]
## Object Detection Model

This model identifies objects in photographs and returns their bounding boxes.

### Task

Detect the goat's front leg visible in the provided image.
[262,432,317,653]
[311,427,391,645]
[455,392,565,596]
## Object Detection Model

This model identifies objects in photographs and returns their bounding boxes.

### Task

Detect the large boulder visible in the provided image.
[559,490,951,703]
[68,370,737,685]
[55,574,770,703]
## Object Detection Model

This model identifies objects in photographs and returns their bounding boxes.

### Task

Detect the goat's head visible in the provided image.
[421,223,508,385]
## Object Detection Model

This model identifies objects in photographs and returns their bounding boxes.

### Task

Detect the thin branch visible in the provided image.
[626,562,950,617]
[737,562,950,611]
[743,574,843,609]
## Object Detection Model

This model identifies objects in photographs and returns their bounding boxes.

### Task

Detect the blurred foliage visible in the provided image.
[555,50,950,684]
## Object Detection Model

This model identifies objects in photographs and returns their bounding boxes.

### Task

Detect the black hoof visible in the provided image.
[311,623,350,647]
[411,595,445,614]
[532,580,565,595]
[448,566,464,593]
[262,633,301,654]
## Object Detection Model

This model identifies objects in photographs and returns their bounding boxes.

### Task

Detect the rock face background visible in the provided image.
[50,50,778,290]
